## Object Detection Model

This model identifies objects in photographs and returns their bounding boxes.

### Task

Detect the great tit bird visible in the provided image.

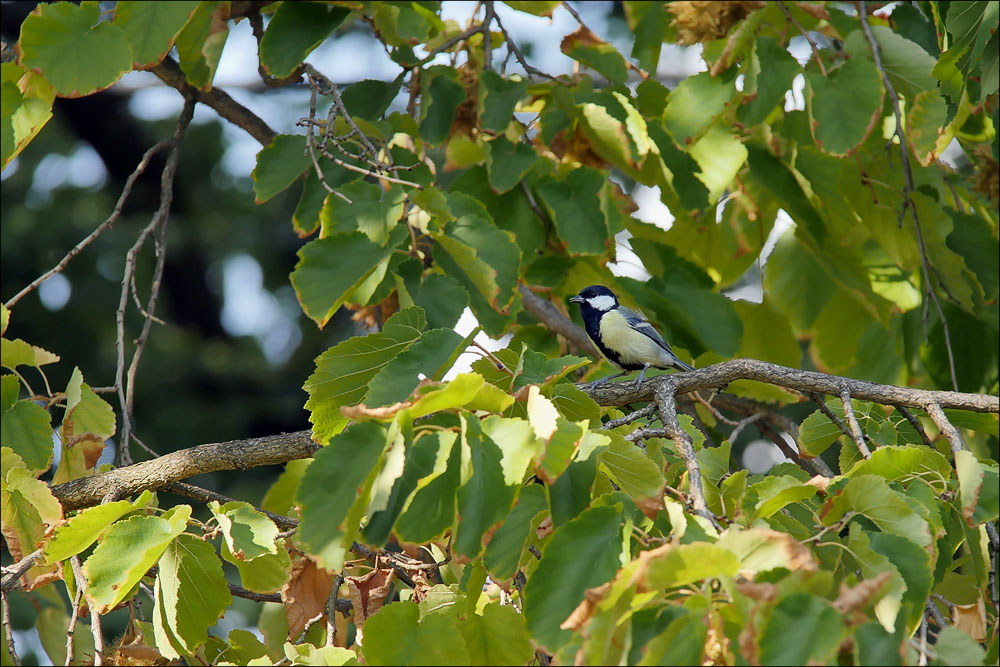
[570,285,694,388]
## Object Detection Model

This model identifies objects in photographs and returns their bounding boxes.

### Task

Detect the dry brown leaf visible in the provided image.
[804,475,831,494]
[735,581,778,603]
[281,554,333,639]
[560,581,612,631]
[536,515,554,540]
[952,599,986,642]
[340,402,411,420]
[832,571,894,617]
[347,566,394,630]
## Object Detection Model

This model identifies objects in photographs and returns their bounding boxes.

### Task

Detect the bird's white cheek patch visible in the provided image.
[587,294,616,311]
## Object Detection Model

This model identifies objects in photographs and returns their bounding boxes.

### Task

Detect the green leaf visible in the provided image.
[208,501,279,561]
[550,383,602,425]
[663,70,736,145]
[763,230,836,329]
[252,134,311,204]
[154,534,231,657]
[83,506,190,614]
[411,272,469,330]
[483,135,537,194]
[461,603,533,666]
[363,600,469,666]
[320,181,405,245]
[395,430,461,542]
[599,433,664,519]
[739,36,801,127]
[637,610,707,666]
[932,625,987,666]
[823,475,932,548]
[0,338,59,369]
[433,211,520,310]
[560,26,628,82]
[478,70,527,133]
[0,467,62,585]
[907,90,949,165]
[62,368,115,440]
[342,77,404,120]
[297,422,388,571]
[854,622,902,666]
[746,146,826,243]
[259,2,350,78]
[503,1,560,17]
[304,306,425,437]
[291,228,406,328]
[716,527,816,574]
[759,593,844,665]
[688,123,747,202]
[750,476,817,519]
[524,505,623,650]
[844,26,938,101]
[483,484,547,578]
[846,445,952,490]
[43,491,153,564]
[640,543,740,590]
[406,373,488,418]
[364,328,467,407]
[419,68,465,143]
[454,416,516,560]
[944,1,997,81]
[806,58,884,156]
[627,2,668,73]
[945,408,1000,436]
[537,167,609,255]
[284,643,359,666]
[945,210,999,301]
[2,398,53,474]
[733,300,800,367]
[19,2,133,97]
[1,62,54,168]
[956,450,999,526]
[173,0,228,91]
[113,1,199,68]
[867,531,933,632]
[220,539,291,594]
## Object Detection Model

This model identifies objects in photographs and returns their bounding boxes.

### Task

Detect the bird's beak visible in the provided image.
[569,295,584,303]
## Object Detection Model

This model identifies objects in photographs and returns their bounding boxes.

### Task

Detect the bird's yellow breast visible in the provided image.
[598,310,673,367]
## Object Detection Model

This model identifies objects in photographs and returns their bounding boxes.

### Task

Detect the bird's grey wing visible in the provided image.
[619,306,694,370]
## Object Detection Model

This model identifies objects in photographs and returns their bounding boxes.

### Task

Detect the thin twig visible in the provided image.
[70,556,103,666]
[492,11,562,82]
[653,378,720,529]
[857,0,958,392]
[922,401,965,454]
[4,141,169,309]
[327,573,344,645]
[65,566,85,666]
[115,98,194,467]
[811,391,870,448]
[601,404,657,430]
[0,549,42,592]
[778,1,827,76]
[482,1,495,70]
[893,404,933,447]
[840,387,872,458]
[729,412,767,443]
[162,481,298,531]
[1,590,19,666]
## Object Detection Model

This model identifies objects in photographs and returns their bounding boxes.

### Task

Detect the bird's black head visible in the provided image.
[569,285,619,312]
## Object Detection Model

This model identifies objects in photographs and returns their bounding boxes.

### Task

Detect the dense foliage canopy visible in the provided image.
[1,1,998,665]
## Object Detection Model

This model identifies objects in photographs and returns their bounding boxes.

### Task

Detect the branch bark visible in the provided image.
[50,431,318,512]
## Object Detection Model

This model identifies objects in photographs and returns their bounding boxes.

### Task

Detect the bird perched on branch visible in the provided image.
[570,285,693,388]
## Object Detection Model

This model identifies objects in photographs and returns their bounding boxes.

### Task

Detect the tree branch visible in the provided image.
[50,431,319,512]
[150,57,277,146]
[518,285,598,358]
[577,358,998,413]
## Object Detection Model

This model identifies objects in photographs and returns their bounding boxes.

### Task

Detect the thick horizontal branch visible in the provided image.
[150,57,277,146]
[51,431,318,512]
[579,358,998,414]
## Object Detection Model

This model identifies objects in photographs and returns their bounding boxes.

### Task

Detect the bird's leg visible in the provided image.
[590,370,629,386]
[633,364,650,389]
